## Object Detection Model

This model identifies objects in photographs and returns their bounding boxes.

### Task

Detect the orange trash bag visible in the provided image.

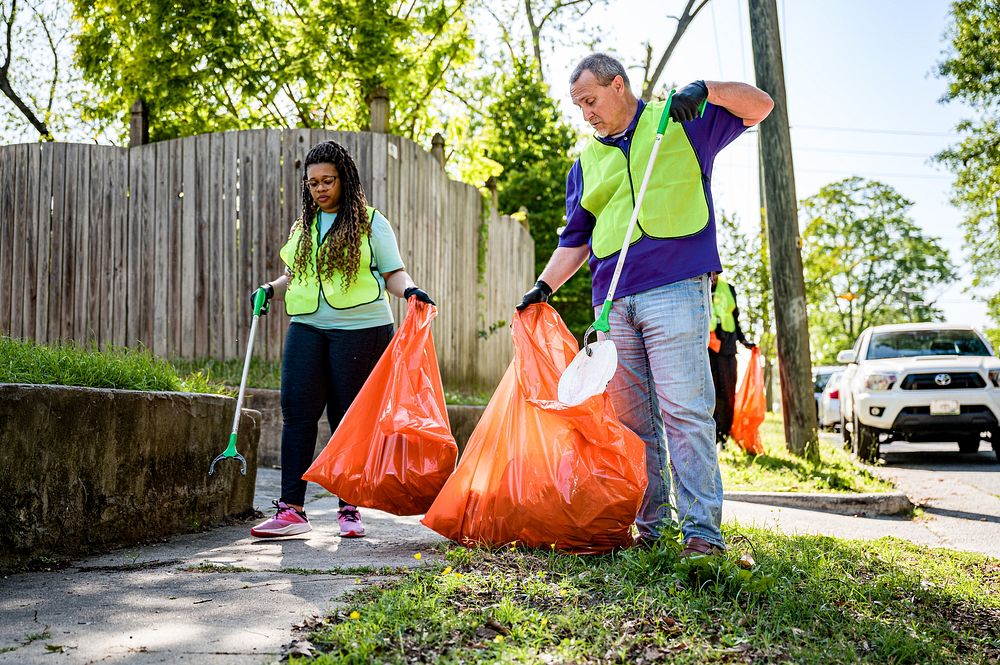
[708,330,722,353]
[421,304,647,553]
[730,346,766,455]
[301,299,457,515]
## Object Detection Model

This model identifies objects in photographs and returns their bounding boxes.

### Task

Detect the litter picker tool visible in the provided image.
[209,287,270,476]
[558,90,705,406]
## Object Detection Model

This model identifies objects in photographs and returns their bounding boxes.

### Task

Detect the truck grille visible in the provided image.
[899,372,986,390]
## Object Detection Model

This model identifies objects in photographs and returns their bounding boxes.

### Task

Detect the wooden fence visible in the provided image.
[0,130,534,391]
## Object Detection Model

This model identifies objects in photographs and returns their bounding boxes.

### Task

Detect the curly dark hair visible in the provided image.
[291,140,371,291]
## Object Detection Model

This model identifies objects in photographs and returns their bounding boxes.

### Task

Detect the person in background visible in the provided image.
[709,273,756,448]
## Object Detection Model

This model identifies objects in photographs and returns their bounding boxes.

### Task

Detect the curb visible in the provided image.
[725,491,914,516]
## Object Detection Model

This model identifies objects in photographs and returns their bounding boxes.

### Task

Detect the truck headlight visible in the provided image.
[862,372,897,391]
[989,369,1000,388]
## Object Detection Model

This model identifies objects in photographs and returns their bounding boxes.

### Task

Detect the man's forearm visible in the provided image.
[704,81,774,126]
[538,245,591,292]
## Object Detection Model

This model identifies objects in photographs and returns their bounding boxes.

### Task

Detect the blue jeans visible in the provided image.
[601,274,723,546]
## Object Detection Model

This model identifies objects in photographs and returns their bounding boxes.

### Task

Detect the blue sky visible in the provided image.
[542,0,985,329]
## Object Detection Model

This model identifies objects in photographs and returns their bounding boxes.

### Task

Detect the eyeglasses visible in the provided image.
[305,176,338,191]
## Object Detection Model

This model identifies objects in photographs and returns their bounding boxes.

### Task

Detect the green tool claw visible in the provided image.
[698,97,708,117]
[208,433,247,476]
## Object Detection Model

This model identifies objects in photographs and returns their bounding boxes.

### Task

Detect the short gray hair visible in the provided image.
[570,53,630,88]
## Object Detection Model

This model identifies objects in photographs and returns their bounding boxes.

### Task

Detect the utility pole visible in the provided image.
[748,0,818,461]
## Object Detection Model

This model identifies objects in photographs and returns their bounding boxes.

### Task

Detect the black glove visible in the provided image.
[670,80,708,123]
[516,280,552,311]
[742,340,757,349]
[249,283,274,316]
[404,286,435,306]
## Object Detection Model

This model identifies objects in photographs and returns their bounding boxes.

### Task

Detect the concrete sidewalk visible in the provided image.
[2,456,996,664]
[0,468,446,664]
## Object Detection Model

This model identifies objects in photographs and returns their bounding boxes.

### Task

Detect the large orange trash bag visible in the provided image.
[730,346,766,455]
[421,304,647,553]
[301,299,457,515]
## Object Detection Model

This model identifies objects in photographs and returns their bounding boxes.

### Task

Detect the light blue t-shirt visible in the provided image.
[291,209,405,330]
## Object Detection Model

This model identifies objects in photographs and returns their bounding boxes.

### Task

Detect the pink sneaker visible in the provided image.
[337,505,365,538]
[251,500,312,538]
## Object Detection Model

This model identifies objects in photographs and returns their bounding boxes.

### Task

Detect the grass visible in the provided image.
[170,357,495,405]
[0,337,228,394]
[720,413,894,493]
[170,357,283,391]
[294,527,998,664]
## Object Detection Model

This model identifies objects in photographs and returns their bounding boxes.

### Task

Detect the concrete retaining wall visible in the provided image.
[0,384,259,568]
[246,389,485,466]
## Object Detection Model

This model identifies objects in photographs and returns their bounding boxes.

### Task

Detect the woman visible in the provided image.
[250,140,434,539]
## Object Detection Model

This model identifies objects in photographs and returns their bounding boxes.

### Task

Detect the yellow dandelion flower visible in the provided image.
[558,589,567,596]
[442,566,452,575]
[413,552,422,560]
[540,618,548,627]
[494,635,505,643]
[349,611,360,620]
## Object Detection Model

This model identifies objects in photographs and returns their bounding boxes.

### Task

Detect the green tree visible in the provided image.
[72,0,473,142]
[936,0,1000,345]
[800,177,957,364]
[474,56,594,334]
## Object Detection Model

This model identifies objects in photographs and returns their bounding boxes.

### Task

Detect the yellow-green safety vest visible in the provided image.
[580,99,710,260]
[711,277,737,333]
[279,206,384,315]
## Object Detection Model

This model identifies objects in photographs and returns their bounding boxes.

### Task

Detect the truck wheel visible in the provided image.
[853,414,880,463]
[958,436,981,454]
[990,430,1000,464]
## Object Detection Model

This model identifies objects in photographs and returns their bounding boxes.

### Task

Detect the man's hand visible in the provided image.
[516,280,552,311]
[404,286,435,306]
[670,80,708,123]
[742,340,757,349]
[249,283,274,316]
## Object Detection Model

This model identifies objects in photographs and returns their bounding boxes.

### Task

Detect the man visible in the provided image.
[709,273,755,447]
[517,53,772,556]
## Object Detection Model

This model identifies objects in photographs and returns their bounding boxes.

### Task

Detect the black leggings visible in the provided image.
[709,351,738,441]
[279,322,394,506]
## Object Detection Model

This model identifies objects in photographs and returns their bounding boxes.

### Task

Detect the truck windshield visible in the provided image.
[866,330,991,359]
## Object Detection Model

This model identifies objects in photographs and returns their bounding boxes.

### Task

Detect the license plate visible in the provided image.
[930,400,960,416]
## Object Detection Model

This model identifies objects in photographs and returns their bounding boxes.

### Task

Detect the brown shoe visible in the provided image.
[681,537,723,558]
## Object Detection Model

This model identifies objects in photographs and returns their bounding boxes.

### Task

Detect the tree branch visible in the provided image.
[641,0,710,100]
[0,0,51,139]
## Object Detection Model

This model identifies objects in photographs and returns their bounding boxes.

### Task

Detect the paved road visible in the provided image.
[724,434,1000,558]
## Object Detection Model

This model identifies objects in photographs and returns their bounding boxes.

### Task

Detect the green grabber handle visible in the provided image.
[587,90,676,349]
[209,286,269,476]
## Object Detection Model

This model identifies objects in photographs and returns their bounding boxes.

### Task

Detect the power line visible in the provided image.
[791,124,957,138]
[796,146,937,158]
[796,168,951,181]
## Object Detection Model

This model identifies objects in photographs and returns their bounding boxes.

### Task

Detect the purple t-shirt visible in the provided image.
[560,100,747,306]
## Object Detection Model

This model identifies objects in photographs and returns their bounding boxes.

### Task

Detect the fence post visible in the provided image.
[485,176,499,213]
[431,132,446,168]
[130,99,148,147]
[367,87,390,134]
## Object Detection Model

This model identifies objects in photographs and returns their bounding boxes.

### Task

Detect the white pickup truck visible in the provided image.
[837,323,1000,462]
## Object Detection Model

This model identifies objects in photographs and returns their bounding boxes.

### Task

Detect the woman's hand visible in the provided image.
[404,286,435,305]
